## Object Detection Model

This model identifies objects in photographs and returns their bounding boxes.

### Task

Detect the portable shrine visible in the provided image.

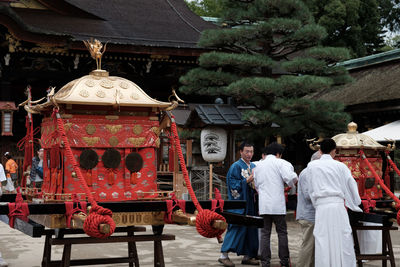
[332,122,386,199]
[0,40,262,266]
[309,121,400,223]
[330,122,400,265]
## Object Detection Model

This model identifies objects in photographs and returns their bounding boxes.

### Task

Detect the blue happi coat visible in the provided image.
[221,158,258,257]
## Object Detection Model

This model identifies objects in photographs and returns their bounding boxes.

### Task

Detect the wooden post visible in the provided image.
[209,163,213,199]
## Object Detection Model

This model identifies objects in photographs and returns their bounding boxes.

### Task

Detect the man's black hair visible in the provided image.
[262,147,268,155]
[239,141,254,151]
[320,138,336,154]
[266,142,284,156]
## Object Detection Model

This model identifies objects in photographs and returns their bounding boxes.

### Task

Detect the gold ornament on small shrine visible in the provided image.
[109,136,119,147]
[132,125,143,135]
[85,124,96,135]
[128,137,145,147]
[83,38,107,71]
[82,137,100,146]
[106,125,122,134]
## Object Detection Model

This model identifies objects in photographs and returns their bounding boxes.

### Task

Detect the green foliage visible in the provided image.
[180,0,352,136]
[184,0,224,17]
[303,0,390,57]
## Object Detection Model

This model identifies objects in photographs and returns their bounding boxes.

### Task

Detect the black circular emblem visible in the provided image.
[102,148,121,169]
[125,152,143,172]
[79,149,99,170]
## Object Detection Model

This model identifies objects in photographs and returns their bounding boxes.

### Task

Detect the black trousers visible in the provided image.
[260,214,290,267]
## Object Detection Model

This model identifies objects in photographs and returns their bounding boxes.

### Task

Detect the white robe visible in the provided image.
[254,155,298,215]
[0,164,6,195]
[308,154,362,267]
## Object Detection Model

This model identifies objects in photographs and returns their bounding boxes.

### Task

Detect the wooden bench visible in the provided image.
[41,226,175,267]
[352,224,397,267]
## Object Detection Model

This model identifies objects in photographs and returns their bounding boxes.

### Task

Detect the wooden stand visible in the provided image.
[41,226,175,267]
[352,224,397,267]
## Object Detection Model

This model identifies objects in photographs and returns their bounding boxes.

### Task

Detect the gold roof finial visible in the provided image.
[83,38,107,71]
[347,122,358,133]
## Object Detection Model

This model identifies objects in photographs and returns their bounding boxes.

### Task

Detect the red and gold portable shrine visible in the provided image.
[35,69,177,202]
[332,122,386,199]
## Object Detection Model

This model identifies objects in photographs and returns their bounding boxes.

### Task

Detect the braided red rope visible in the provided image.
[359,150,400,224]
[169,115,226,241]
[54,109,115,238]
[8,188,29,228]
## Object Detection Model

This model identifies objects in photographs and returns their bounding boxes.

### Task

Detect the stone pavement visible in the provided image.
[0,218,399,267]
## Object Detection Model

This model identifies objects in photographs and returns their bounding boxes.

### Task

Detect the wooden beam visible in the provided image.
[0,200,246,214]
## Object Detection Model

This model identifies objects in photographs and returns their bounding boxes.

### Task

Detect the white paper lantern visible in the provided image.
[200,127,227,162]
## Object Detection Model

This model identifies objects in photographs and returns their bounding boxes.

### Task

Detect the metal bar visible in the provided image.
[220,212,264,227]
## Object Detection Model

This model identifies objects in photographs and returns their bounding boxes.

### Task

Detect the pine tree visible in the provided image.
[180,0,351,136]
[303,0,386,57]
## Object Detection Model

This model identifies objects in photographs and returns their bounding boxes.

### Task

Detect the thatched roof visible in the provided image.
[315,50,400,106]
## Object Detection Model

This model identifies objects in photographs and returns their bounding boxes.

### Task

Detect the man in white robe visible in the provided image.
[308,138,362,267]
[296,150,321,267]
[254,142,298,267]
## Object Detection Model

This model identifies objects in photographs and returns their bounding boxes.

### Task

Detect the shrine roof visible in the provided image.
[188,104,245,127]
[51,70,174,108]
[0,101,17,110]
[2,0,216,50]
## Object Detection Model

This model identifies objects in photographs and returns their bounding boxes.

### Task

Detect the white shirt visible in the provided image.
[254,155,298,215]
[308,154,361,212]
[0,164,6,182]
[296,168,315,222]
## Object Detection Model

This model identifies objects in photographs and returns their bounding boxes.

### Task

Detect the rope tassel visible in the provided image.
[130,172,137,184]
[108,170,114,185]
[86,170,92,186]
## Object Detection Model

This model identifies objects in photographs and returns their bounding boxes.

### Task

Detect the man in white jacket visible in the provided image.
[308,138,362,267]
[254,142,298,267]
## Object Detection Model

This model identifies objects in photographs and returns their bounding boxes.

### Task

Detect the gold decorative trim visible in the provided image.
[150,127,159,134]
[106,125,123,134]
[100,79,114,89]
[155,138,160,148]
[60,114,73,119]
[79,89,89,98]
[105,115,119,120]
[29,212,165,228]
[85,80,95,87]
[128,137,146,147]
[130,93,140,100]
[64,123,73,132]
[149,117,159,121]
[119,82,129,89]
[109,136,119,147]
[85,124,96,135]
[82,137,100,146]
[96,90,106,98]
[132,125,143,135]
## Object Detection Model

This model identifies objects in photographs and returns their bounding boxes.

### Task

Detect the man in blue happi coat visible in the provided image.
[218,141,259,267]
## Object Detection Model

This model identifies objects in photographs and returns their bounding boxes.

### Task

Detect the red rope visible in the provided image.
[8,188,30,228]
[361,198,376,213]
[169,114,226,241]
[65,194,88,228]
[359,150,400,224]
[54,109,115,238]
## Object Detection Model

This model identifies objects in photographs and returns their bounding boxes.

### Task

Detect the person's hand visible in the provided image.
[246,173,254,183]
